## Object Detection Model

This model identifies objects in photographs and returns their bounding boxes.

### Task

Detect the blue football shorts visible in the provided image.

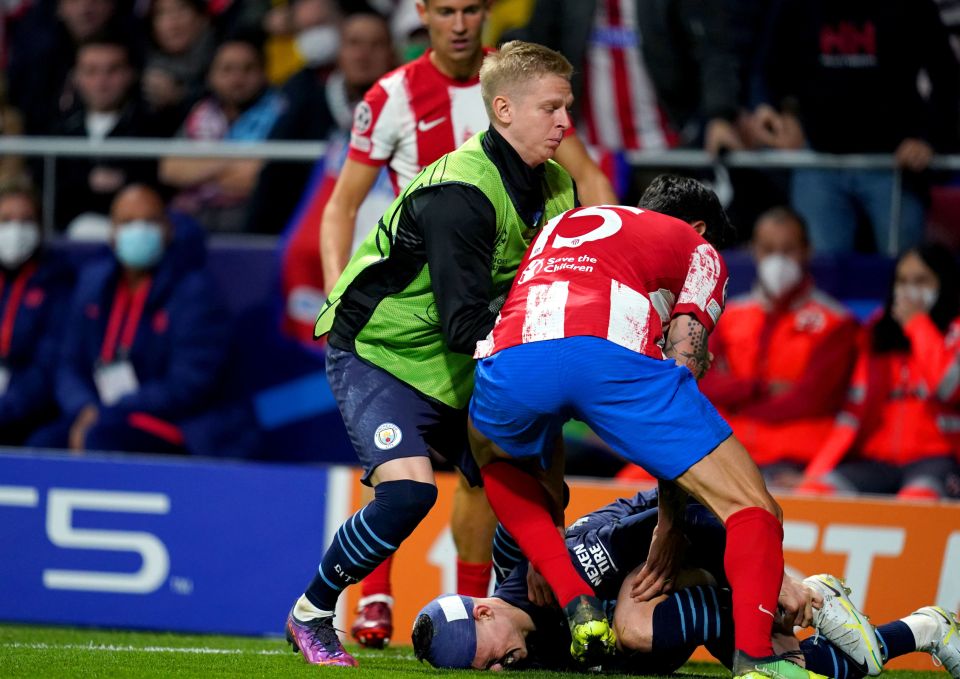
[469,336,732,480]
[326,346,480,486]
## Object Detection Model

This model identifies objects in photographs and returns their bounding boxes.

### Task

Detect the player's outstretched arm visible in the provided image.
[663,314,711,379]
[320,158,382,295]
[553,134,617,206]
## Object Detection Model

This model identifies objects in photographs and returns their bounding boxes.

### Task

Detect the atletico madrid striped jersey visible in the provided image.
[582,0,678,151]
[347,49,492,193]
[475,205,729,360]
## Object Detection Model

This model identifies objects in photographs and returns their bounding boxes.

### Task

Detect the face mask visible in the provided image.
[756,254,803,299]
[114,220,165,270]
[0,220,40,270]
[894,283,939,311]
[296,25,340,66]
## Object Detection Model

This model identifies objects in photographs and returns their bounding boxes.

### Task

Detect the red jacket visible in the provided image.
[700,281,858,465]
[805,313,960,477]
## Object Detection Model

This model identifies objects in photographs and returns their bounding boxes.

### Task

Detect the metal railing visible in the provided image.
[2,136,958,254]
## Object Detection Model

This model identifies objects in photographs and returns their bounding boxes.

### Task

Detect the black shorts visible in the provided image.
[325,346,481,486]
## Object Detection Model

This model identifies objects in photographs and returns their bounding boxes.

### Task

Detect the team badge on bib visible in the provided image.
[374,423,402,450]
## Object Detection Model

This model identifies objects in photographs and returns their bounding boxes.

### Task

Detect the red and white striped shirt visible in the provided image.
[476,205,728,360]
[582,0,678,151]
[347,49,493,193]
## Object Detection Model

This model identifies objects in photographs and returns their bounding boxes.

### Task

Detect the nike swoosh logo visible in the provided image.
[818,579,843,597]
[418,117,446,132]
[758,604,775,618]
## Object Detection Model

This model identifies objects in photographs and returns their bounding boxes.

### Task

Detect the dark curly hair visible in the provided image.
[411,613,433,663]
[637,174,736,248]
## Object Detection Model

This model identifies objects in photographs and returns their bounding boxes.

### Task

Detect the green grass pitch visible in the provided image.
[0,623,946,679]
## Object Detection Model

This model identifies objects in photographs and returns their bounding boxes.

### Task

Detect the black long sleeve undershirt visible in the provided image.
[410,183,498,354]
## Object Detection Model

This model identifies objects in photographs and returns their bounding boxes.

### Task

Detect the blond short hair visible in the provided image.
[479,40,573,120]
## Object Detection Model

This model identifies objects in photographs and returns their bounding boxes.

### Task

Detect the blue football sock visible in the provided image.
[492,524,523,587]
[653,586,731,652]
[876,621,916,662]
[304,480,437,611]
[801,636,864,679]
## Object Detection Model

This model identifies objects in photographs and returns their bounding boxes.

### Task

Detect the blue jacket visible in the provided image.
[56,218,258,455]
[0,251,74,431]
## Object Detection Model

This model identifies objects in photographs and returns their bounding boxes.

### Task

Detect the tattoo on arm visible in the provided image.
[664,318,710,379]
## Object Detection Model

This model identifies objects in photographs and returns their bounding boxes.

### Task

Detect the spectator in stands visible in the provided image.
[799,244,960,499]
[699,207,859,487]
[0,186,74,445]
[142,0,216,134]
[246,10,395,233]
[159,36,284,233]
[27,184,239,455]
[53,35,161,234]
[750,0,960,255]
[519,0,743,156]
[259,0,345,85]
[7,0,125,134]
[0,76,28,188]
[290,0,342,72]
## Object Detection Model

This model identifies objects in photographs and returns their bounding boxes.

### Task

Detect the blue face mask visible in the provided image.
[114,220,165,270]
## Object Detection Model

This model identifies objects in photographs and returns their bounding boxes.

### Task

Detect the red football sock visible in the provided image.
[361,554,393,599]
[724,507,784,658]
[481,461,592,606]
[457,559,493,598]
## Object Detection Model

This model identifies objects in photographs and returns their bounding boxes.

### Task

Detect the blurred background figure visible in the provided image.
[519,0,744,160]
[246,9,396,234]
[700,207,859,488]
[26,183,253,455]
[750,0,960,255]
[0,75,27,189]
[160,36,283,233]
[290,0,342,72]
[0,186,74,445]
[261,0,342,85]
[142,0,216,134]
[7,0,125,135]
[799,244,960,499]
[53,34,161,236]
[481,0,531,46]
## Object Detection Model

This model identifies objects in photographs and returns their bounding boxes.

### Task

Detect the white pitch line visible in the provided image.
[1,642,286,655]
[0,641,415,661]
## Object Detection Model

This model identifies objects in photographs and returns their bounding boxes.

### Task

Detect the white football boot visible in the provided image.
[803,573,883,676]
[912,606,960,679]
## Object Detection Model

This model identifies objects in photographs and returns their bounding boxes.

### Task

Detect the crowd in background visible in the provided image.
[2,0,960,243]
[1,0,960,498]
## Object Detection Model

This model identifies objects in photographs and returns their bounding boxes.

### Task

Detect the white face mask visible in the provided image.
[894,283,939,312]
[296,25,340,66]
[756,254,803,299]
[0,220,41,270]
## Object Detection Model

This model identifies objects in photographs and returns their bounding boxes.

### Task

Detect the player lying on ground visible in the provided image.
[468,176,812,676]
[413,490,960,678]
